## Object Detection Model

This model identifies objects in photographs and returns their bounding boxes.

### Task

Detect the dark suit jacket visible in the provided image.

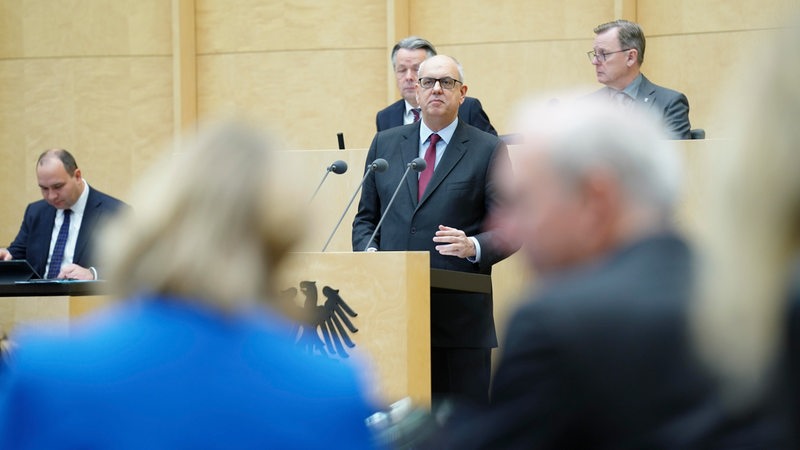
[593,74,692,140]
[445,233,787,449]
[376,97,497,136]
[352,121,511,348]
[6,186,127,277]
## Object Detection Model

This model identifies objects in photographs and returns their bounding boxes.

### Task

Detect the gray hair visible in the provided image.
[418,55,466,83]
[515,97,681,217]
[594,20,646,65]
[391,36,437,69]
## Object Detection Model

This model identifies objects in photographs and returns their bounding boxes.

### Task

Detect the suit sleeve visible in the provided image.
[351,135,381,251]
[445,301,573,449]
[473,142,519,271]
[6,204,33,260]
[663,93,692,140]
[466,98,498,136]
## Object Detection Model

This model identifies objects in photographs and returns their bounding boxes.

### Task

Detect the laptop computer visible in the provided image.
[0,260,42,283]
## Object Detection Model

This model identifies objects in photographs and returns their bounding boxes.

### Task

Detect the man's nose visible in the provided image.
[404,69,415,81]
[431,80,444,93]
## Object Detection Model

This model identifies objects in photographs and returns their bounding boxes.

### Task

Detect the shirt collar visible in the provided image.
[606,73,643,100]
[420,117,459,146]
[66,179,90,215]
[404,100,418,115]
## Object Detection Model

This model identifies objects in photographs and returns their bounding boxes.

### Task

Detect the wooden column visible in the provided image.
[615,0,637,21]
[172,0,198,151]
[385,0,410,104]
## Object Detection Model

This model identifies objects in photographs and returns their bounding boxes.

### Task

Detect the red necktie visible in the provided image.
[418,133,440,201]
[411,108,421,123]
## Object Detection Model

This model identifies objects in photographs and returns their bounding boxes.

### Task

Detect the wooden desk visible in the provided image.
[0,282,113,335]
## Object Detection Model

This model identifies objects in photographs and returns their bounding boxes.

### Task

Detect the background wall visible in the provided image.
[0,0,796,342]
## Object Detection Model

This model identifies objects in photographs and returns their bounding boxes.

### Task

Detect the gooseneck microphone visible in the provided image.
[362,157,426,251]
[322,158,389,252]
[308,160,348,203]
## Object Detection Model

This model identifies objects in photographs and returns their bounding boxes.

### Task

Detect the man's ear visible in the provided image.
[459,84,468,104]
[73,168,82,182]
[627,49,638,67]
[580,169,622,239]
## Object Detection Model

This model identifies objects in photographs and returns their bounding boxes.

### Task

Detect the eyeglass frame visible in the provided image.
[587,48,632,63]
[417,77,463,90]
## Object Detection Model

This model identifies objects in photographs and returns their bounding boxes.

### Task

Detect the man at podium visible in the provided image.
[353,55,514,407]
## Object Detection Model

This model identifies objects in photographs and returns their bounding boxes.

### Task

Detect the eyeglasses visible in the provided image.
[587,48,631,63]
[418,77,463,90]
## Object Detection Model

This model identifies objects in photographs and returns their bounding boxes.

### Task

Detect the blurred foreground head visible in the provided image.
[101,122,305,311]
[507,97,681,275]
[692,19,800,408]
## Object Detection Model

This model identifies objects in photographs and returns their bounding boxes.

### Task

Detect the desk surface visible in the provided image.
[0,281,110,297]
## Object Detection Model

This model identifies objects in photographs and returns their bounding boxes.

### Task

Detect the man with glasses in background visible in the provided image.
[589,20,692,139]
[354,55,514,408]
[376,36,496,136]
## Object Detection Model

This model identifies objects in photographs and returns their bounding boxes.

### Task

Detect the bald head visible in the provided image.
[416,55,468,131]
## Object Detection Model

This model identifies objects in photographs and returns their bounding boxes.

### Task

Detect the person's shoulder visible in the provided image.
[87,186,127,210]
[457,120,502,146]
[23,199,52,216]
[377,99,404,117]
[641,75,686,100]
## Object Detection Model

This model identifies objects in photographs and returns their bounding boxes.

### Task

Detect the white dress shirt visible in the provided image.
[44,179,90,278]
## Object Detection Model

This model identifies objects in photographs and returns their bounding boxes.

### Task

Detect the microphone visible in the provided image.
[337,132,345,150]
[308,160,348,203]
[362,157,426,251]
[322,158,389,251]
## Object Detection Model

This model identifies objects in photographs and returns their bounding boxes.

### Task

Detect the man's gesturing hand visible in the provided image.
[433,225,476,259]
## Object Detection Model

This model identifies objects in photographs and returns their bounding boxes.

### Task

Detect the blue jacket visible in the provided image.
[0,297,377,449]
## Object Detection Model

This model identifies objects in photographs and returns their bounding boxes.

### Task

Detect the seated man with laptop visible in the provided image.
[0,149,126,281]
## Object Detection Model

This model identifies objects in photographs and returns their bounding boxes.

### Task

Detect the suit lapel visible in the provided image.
[417,122,468,208]
[401,123,421,206]
[636,75,657,110]
[74,188,98,264]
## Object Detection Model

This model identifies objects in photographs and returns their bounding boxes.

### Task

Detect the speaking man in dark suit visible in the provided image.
[440,99,785,449]
[0,149,126,280]
[353,55,513,406]
[589,20,692,139]
[376,36,497,136]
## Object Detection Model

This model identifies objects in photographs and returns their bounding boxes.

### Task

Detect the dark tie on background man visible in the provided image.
[47,209,71,279]
[411,108,421,123]
[418,134,440,201]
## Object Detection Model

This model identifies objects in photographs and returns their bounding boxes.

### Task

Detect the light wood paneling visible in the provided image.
[437,41,598,134]
[410,0,614,43]
[644,29,783,138]
[196,0,387,53]
[638,0,797,36]
[197,50,385,149]
[0,0,171,58]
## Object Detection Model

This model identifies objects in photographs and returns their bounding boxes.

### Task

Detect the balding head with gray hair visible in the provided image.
[506,96,682,274]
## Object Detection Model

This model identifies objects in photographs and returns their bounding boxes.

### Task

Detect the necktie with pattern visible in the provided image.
[47,209,72,279]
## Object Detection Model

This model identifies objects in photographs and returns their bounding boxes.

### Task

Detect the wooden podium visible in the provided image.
[279,251,432,406]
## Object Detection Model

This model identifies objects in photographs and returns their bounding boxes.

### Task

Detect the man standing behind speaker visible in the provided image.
[353,55,513,406]
[376,36,497,136]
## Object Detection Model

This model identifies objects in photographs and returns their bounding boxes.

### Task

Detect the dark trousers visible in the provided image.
[431,347,492,407]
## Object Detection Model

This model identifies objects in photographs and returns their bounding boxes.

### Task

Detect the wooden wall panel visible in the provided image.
[0,0,171,58]
[410,0,614,42]
[645,29,783,138]
[196,0,386,53]
[195,0,389,150]
[437,41,598,133]
[197,50,386,150]
[638,0,797,35]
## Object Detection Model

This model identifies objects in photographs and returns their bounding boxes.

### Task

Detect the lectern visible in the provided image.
[279,251,432,406]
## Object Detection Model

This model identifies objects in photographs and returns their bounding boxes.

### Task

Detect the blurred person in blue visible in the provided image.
[0,122,378,449]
